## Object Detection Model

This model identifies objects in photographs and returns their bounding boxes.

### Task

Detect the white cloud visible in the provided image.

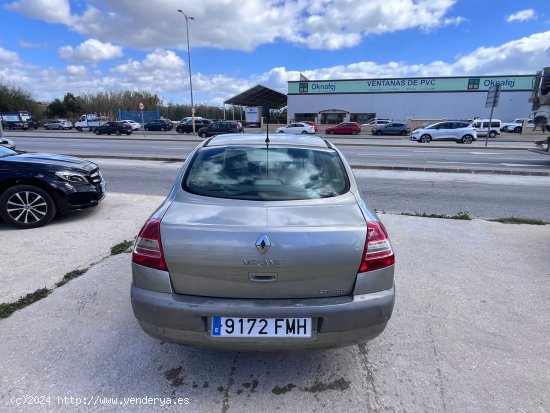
[1,31,549,105]
[0,47,22,65]
[58,39,123,64]
[66,65,88,76]
[18,40,46,48]
[506,9,536,23]
[6,0,463,51]
[5,0,72,24]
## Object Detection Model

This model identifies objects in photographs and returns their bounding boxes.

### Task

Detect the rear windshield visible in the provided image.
[183,146,349,201]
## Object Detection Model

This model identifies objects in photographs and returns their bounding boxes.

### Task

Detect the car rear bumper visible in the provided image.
[131,283,395,351]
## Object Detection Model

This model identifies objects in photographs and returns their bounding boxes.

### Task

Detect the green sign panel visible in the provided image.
[288,76,535,94]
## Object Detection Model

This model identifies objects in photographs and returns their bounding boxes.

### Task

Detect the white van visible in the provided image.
[471,119,501,138]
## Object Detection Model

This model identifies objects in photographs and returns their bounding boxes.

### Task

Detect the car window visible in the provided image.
[183,146,349,201]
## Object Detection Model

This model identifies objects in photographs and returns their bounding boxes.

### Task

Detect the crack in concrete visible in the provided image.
[358,342,382,412]
[220,353,239,413]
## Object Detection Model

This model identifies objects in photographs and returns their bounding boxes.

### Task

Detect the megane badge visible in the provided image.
[256,235,271,254]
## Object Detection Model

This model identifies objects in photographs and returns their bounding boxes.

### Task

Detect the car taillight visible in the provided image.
[358,221,395,273]
[132,219,167,271]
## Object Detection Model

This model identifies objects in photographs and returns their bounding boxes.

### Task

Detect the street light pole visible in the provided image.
[177,9,195,133]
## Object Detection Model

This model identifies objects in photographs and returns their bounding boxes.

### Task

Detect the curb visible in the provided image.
[67,153,550,176]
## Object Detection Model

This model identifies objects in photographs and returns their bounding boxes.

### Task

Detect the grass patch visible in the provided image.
[111,240,134,255]
[401,211,472,220]
[55,268,89,288]
[0,288,51,319]
[1,238,135,319]
[489,217,548,225]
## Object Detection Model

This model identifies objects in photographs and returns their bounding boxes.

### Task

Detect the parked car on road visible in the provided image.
[180,116,205,124]
[410,121,477,144]
[302,121,318,132]
[197,121,244,138]
[93,121,132,135]
[500,118,525,133]
[325,122,361,135]
[470,119,501,138]
[120,120,141,131]
[0,114,28,130]
[275,122,315,134]
[0,137,15,150]
[0,145,105,228]
[504,119,534,133]
[361,119,391,127]
[372,123,410,136]
[144,119,173,131]
[131,134,395,350]
[44,119,73,130]
[176,119,212,134]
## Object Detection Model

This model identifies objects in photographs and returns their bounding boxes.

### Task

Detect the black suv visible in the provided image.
[197,121,244,138]
[144,119,173,131]
[0,146,105,228]
[93,121,132,135]
[176,119,212,133]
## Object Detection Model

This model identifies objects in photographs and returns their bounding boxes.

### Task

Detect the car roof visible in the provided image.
[206,134,331,149]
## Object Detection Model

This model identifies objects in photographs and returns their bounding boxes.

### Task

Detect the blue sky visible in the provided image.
[1,0,549,106]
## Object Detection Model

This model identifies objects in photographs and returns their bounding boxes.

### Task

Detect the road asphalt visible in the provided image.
[1,192,549,412]
[9,130,550,176]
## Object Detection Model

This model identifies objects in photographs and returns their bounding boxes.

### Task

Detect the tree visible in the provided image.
[46,99,66,118]
[63,93,81,118]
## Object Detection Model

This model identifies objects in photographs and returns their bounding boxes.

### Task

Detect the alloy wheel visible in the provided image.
[6,191,48,225]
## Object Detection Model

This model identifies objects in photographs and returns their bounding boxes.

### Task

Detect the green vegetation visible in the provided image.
[0,83,39,117]
[0,288,51,319]
[0,82,244,123]
[0,238,136,319]
[111,240,134,255]
[401,211,472,220]
[490,217,548,225]
[55,268,89,288]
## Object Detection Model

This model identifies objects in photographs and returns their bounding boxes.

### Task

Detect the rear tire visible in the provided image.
[328,130,334,135]
[419,134,431,143]
[351,130,358,135]
[489,131,497,138]
[200,132,207,139]
[0,185,56,229]
[301,130,307,134]
[116,130,121,136]
[94,129,100,135]
[400,130,408,136]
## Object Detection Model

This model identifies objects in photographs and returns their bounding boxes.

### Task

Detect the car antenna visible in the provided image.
[265,110,270,177]
[265,111,270,145]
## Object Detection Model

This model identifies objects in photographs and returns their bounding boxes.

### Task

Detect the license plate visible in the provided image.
[211,317,312,338]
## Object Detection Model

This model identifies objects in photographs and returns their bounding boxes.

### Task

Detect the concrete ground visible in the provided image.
[1,193,549,413]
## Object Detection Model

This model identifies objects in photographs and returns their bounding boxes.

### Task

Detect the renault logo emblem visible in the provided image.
[256,235,271,254]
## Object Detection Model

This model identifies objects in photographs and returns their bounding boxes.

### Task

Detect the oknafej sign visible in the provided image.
[288,76,535,94]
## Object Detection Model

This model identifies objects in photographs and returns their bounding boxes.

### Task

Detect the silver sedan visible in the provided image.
[131,134,395,351]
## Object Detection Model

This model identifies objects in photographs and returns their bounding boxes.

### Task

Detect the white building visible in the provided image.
[287,75,535,124]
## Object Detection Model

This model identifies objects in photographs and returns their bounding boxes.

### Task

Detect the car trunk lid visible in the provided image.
[161,191,366,299]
